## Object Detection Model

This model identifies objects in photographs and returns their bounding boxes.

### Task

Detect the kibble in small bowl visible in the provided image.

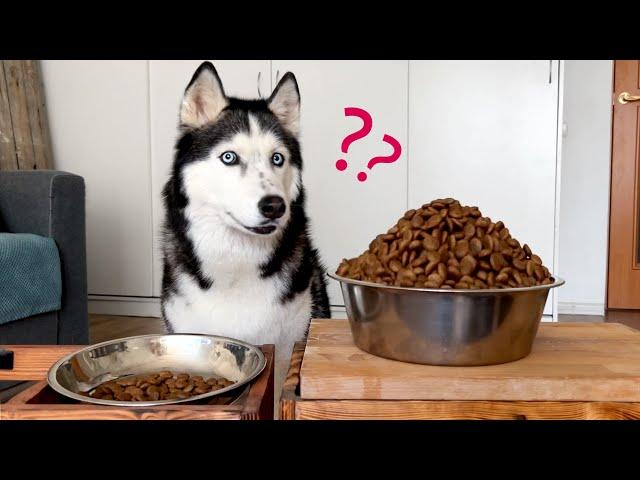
[85,371,236,402]
[330,198,564,366]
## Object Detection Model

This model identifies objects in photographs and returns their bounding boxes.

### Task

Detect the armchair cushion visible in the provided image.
[0,233,62,325]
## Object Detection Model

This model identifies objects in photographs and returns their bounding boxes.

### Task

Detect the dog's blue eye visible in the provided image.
[220,151,238,165]
[272,153,285,167]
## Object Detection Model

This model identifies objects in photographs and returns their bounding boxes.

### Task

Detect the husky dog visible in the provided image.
[160,62,330,407]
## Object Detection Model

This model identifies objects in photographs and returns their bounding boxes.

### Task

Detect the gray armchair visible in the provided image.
[0,170,88,345]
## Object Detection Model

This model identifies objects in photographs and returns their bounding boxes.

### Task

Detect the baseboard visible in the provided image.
[89,296,350,320]
[88,298,561,321]
[88,295,161,317]
[557,301,605,316]
[329,306,348,319]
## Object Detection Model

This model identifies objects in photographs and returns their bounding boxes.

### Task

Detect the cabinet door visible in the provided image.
[272,61,409,307]
[41,60,153,297]
[150,60,271,296]
[408,61,559,315]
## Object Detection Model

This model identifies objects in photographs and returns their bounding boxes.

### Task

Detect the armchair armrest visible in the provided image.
[0,170,88,344]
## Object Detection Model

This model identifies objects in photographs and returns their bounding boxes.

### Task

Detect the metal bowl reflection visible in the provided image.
[329,273,564,366]
[47,334,266,406]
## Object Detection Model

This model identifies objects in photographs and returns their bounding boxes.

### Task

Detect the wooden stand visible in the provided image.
[280,320,640,420]
[0,344,274,420]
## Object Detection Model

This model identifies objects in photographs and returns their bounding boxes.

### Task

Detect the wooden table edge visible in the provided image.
[0,345,84,381]
[280,341,640,420]
[280,341,305,420]
[240,344,275,420]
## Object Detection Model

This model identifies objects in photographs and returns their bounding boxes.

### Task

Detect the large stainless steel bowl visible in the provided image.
[47,334,266,406]
[329,273,565,366]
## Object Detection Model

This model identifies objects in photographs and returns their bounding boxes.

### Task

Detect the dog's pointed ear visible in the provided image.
[268,72,300,135]
[180,62,228,129]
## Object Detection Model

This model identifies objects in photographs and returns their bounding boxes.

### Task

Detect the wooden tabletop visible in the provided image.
[0,345,83,381]
[300,320,640,402]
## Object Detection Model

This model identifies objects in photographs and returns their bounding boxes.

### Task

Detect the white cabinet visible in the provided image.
[149,60,271,296]
[272,61,409,306]
[408,61,560,314]
[42,60,153,297]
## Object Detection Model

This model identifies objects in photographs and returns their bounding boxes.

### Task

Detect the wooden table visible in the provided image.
[0,344,274,420]
[280,320,640,420]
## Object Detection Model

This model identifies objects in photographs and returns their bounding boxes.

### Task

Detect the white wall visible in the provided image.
[41,60,154,297]
[39,60,615,317]
[557,60,613,315]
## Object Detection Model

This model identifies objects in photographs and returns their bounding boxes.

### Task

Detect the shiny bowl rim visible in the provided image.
[328,272,565,294]
[47,333,267,407]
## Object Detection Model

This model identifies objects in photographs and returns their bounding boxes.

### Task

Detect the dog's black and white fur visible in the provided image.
[160,62,330,399]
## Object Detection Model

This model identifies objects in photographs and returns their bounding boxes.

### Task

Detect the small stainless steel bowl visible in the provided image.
[47,334,266,407]
[328,273,565,366]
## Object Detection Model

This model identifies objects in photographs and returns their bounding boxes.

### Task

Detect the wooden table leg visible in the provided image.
[280,342,305,420]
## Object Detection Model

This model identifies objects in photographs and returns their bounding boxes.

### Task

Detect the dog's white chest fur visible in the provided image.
[164,203,310,344]
[164,267,311,349]
[163,206,312,404]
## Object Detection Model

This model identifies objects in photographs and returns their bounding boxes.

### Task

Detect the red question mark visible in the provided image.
[335,107,373,171]
[357,134,402,182]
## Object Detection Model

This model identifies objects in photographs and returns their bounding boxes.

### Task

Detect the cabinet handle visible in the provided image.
[0,348,13,370]
[618,92,640,104]
[257,71,262,98]
[548,60,552,84]
[275,69,280,84]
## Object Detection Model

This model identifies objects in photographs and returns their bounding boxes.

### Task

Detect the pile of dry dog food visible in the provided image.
[85,371,235,402]
[336,198,553,289]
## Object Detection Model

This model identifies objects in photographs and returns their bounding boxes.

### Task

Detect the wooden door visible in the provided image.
[408,61,560,316]
[608,60,640,309]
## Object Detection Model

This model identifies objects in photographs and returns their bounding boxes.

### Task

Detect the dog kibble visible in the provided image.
[336,198,554,289]
[84,371,235,402]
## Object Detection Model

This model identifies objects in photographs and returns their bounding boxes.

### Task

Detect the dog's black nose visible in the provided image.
[258,195,286,219]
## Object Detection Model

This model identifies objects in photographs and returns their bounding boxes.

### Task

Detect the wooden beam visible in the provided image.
[0,62,17,170]
[0,60,53,171]
[4,60,36,169]
[21,60,53,170]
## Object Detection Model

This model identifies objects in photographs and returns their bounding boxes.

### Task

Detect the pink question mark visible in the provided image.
[335,107,373,172]
[357,134,402,182]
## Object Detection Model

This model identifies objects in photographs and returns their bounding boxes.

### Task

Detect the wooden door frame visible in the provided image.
[605,61,615,311]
